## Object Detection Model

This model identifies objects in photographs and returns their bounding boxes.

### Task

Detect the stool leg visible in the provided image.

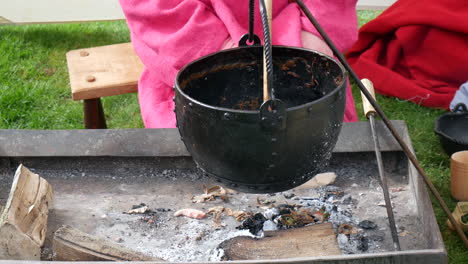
[83,98,107,129]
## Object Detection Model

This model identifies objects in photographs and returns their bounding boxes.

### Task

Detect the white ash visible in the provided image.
[337,234,349,244]
[263,208,280,220]
[151,220,255,262]
[295,186,358,227]
[94,211,256,262]
[91,184,375,262]
[263,220,278,231]
[45,166,420,261]
[281,185,393,254]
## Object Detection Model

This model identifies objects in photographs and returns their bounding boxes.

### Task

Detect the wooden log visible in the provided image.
[52,225,163,261]
[220,223,340,260]
[0,165,53,260]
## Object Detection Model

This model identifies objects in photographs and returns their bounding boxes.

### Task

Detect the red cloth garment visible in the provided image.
[119,0,359,128]
[346,0,468,110]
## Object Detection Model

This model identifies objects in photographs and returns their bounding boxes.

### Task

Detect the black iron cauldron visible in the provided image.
[174,46,347,193]
[434,103,468,156]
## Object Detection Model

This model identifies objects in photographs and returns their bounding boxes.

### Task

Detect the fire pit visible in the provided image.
[0,122,447,263]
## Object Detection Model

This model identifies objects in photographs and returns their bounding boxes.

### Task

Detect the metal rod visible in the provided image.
[369,115,401,251]
[294,0,468,248]
[361,78,400,250]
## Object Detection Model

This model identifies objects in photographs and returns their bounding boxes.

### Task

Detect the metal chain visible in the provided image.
[248,0,255,42]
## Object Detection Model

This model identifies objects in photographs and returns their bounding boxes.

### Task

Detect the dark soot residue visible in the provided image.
[183,57,333,110]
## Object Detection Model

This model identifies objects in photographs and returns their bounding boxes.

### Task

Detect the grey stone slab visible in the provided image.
[0,121,404,157]
[0,128,188,157]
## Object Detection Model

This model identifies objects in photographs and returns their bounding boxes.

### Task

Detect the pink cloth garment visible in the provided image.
[119,0,359,128]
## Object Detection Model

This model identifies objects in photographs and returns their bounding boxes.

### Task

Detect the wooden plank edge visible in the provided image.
[52,225,162,261]
[71,83,138,101]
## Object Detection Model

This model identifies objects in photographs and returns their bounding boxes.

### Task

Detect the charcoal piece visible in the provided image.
[358,220,377,230]
[356,235,369,252]
[369,234,385,242]
[237,213,267,235]
[331,205,338,212]
[277,204,296,209]
[299,197,318,201]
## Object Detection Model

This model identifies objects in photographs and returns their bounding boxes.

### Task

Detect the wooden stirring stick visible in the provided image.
[263,0,272,102]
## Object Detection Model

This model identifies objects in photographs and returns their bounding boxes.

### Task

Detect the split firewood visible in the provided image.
[0,165,53,260]
[219,223,340,260]
[53,225,163,261]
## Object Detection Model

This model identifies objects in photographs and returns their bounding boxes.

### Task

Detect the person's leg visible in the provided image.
[138,69,176,128]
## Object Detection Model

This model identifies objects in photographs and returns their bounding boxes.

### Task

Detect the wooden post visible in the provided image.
[84,98,107,129]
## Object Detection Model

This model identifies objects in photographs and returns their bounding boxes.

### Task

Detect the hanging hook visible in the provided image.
[239,0,261,46]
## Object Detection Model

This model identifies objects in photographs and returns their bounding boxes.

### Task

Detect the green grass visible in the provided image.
[1,11,467,263]
[0,21,143,129]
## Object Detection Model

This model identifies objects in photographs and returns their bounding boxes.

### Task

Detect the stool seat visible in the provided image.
[66,43,143,101]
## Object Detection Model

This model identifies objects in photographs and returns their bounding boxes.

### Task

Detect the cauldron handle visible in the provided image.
[258,0,286,130]
[259,99,287,131]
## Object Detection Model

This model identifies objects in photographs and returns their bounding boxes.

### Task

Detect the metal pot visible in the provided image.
[174,45,346,193]
[434,103,468,156]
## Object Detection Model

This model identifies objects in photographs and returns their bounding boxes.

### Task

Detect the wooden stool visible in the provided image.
[66,43,143,128]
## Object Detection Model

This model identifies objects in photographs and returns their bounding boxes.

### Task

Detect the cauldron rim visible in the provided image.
[174,45,347,114]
